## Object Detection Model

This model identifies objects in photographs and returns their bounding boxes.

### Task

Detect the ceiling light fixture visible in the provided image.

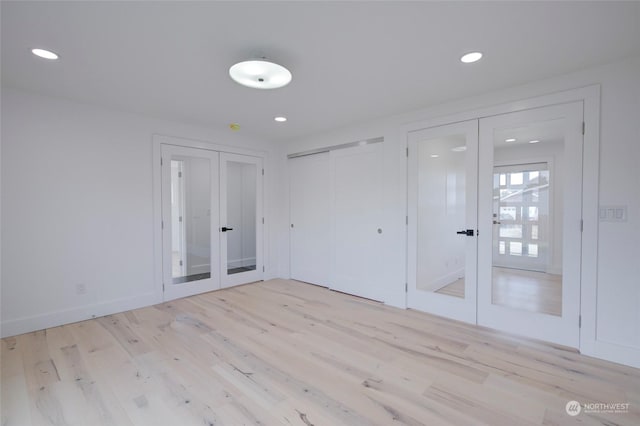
[529,140,540,144]
[229,58,292,89]
[505,138,516,142]
[460,52,483,63]
[274,116,287,122]
[451,146,467,152]
[430,154,440,158]
[31,48,59,60]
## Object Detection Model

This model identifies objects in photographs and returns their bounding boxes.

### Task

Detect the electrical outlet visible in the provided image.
[75,283,87,295]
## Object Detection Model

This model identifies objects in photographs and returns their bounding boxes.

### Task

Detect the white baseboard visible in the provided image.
[228,257,257,268]
[582,340,640,369]
[424,268,465,292]
[1,292,160,338]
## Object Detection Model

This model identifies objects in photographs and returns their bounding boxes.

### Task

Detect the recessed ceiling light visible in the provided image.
[229,59,292,89]
[31,48,59,60]
[505,138,516,142]
[460,52,483,63]
[451,146,467,152]
[430,154,439,158]
[274,116,287,122]
[529,140,540,144]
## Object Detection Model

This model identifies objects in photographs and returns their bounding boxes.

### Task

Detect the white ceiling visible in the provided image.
[2,1,639,144]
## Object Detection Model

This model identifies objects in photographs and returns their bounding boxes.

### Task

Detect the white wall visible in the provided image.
[0,87,278,337]
[280,56,640,366]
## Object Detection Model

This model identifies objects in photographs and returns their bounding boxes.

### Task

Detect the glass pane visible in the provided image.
[491,119,563,316]
[417,133,467,299]
[226,161,257,275]
[171,157,211,284]
[500,224,522,238]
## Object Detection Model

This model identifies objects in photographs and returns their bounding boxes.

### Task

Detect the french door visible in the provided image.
[407,120,478,323]
[478,102,583,347]
[161,145,220,300]
[408,102,584,347]
[219,153,263,288]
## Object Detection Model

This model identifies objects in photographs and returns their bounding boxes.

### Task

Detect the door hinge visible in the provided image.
[262,217,264,224]
[178,171,182,178]
[405,282,408,292]
[263,266,265,272]
[162,283,165,291]
[406,215,408,225]
[161,220,164,230]
[179,216,183,222]
[179,260,183,266]
[406,147,409,157]
[582,121,585,135]
[262,168,264,176]
[580,219,584,232]
[579,315,582,328]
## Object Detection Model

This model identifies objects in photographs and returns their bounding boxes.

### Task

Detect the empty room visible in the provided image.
[1,1,639,425]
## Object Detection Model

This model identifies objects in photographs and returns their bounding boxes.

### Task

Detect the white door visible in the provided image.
[289,153,331,286]
[407,120,478,323]
[478,102,583,347]
[161,144,220,301]
[220,153,263,288]
[330,143,385,301]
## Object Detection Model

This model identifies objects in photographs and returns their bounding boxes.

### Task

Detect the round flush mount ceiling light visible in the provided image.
[229,59,292,89]
[31,48,59,60]
[529,139,540,144]
[274,116,287,122]
[460,51,483,63]
[505,138,517,143]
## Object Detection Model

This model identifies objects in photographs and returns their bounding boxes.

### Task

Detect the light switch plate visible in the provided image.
[599,205,627,222]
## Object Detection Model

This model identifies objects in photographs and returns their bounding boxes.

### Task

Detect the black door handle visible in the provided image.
[456,229,474,236]
[221,227,234,232]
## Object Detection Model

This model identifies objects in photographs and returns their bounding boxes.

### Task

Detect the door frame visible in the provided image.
[153,134,267,303]
[402,85,600,357]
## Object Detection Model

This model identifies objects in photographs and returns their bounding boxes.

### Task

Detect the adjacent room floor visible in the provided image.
[2,279,638,425]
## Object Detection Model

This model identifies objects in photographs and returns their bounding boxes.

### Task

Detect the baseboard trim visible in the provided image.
[1,292,160,338]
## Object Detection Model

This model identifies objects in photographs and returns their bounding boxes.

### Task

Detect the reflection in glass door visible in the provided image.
[220,153,263,287]
[478,102,583,347]
[407,119,478,323]
[161,145,220,301]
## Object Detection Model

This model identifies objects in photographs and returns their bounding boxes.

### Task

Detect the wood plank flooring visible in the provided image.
[2,279,639,426]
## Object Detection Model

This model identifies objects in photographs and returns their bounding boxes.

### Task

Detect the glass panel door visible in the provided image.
[407,119,478,323]
[161,144,220,300]
[478,102,583,347]
[220,153,263,287]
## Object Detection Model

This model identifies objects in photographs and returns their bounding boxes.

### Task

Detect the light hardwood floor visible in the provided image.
[2,279,639,425]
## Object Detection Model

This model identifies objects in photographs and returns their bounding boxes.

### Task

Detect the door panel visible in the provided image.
[289,153,331,286]
[478,102,583,347]
[162,145,220,301]
[330,143,385,301]
[407,120,478,323]
[220,153,263,287]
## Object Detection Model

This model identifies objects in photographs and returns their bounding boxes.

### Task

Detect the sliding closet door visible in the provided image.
[219,153,263,288]
[407,120,478,323]
[330,143,385,301]
[161,144,220,301]
[289,153,331,286]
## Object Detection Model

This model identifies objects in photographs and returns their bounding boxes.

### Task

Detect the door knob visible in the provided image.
[221,227,234,232]
[456,229,474,236]
[493,220,501,225]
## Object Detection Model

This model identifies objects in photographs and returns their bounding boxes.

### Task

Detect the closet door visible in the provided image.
[219,153,263,288]
[407,120,479,323]
[289,153,331,286]
[161,144,220,301]
[330,143,385,301]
